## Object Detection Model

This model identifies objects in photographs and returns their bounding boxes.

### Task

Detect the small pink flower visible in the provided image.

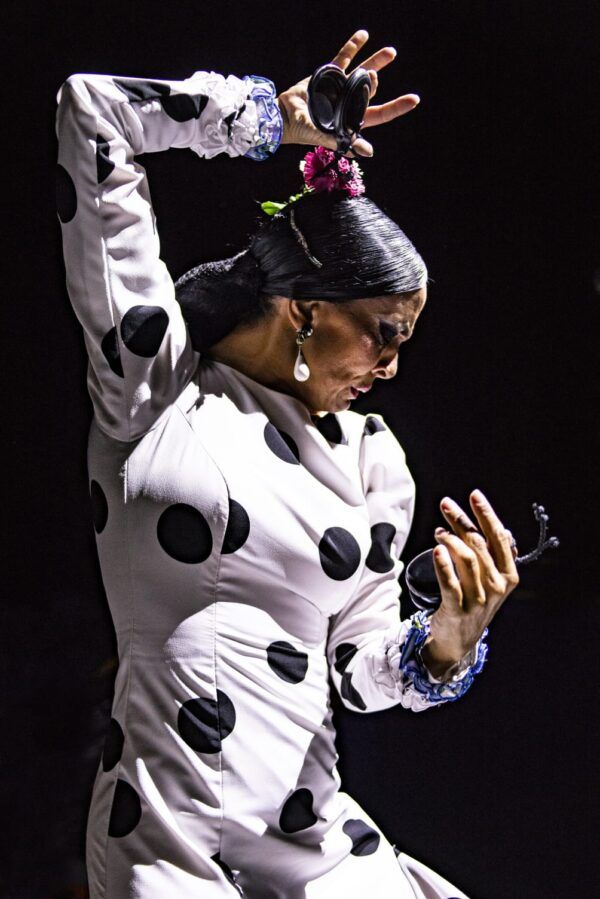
[301,147,365,197]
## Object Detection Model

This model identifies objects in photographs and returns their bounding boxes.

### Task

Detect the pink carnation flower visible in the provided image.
[301,146,365,198]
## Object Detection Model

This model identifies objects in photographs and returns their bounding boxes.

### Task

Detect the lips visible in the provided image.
[349,384,372,399]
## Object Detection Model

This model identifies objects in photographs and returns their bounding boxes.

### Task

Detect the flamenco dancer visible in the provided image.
[55,29,520,899]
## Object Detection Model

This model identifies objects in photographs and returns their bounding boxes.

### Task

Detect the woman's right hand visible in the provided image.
[276,29,420,158]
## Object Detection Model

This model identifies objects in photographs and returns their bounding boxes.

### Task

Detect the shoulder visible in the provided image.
[336,408,394,441]
[338,408,406,456]
[338,409,414,489]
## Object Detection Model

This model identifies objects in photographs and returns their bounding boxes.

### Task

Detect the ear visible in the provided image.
[287,299,322,331]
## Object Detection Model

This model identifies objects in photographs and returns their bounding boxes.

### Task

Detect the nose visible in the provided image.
[373,350,399,380]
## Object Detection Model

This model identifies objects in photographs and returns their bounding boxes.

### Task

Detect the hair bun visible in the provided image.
[175,249,267,354]
[240,246,263,288]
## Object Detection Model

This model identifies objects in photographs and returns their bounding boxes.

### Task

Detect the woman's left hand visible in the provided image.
[276,29,420,157]
[420,489,520,679]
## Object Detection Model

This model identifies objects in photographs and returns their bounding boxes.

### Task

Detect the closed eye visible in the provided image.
[378,322,400,346]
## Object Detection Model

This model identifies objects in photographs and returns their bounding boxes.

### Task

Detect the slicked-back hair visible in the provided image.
[175,190,427,354]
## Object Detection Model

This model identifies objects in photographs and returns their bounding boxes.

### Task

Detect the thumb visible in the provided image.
[349,136,373,157]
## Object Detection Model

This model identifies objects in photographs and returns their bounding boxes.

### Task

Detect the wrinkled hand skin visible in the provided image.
[421,489,520,680]
[276,29,420,157]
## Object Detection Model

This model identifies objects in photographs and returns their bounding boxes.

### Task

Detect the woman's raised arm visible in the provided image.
[55,70,282,441]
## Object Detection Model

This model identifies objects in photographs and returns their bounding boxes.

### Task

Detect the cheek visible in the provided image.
[313,329,375,379]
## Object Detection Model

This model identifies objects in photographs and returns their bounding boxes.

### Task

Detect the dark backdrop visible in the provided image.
[3,1,597,897]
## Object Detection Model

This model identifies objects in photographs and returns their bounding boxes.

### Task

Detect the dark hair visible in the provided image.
[175,190,427,354]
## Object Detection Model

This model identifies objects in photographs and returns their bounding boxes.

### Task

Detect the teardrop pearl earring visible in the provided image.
[293,324,313,382]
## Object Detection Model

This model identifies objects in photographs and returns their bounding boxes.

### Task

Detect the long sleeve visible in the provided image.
[327,414,485,714]
[55,70,280,441]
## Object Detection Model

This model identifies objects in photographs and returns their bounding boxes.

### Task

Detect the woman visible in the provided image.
[55,29,519,899]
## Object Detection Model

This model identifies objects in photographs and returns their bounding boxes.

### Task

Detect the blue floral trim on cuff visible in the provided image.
[398,610,489,703]
[243,75,283,161]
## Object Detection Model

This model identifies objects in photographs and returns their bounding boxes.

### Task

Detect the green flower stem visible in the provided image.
[258,186,313,216]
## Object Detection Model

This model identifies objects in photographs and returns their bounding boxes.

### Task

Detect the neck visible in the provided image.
[204,316,302,401]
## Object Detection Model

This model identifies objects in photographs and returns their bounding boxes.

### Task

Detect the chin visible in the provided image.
[311,386,353,414]
[326,397,351,414]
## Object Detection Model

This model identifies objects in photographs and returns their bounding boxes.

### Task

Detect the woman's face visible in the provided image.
[292,286,427,414]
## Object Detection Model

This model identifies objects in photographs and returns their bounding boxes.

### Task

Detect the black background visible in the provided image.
[2,1,598,897]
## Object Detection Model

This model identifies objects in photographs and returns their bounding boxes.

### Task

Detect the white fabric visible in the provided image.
[56,69,471,898]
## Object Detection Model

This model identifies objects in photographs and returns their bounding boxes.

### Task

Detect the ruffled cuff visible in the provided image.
[242,74,283,161]
[397,610,489,704]
[370,612,488,711]
[185,71,281,160]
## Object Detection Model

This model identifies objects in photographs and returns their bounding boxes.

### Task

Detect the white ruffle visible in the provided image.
[184,70,260,159]
[369,624,431,712]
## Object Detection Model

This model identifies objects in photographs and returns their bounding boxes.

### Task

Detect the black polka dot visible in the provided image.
[363,415,386,436]
[120,305,169,358]
[95,133,115,184]
[113,77,209,123]
[211,853,243,895]
[279,788,317,833]
[114,78,172,103]
[267,641,309,684]
[108,779,141,838]
[102,718,124,772]
[224,110,237,138]
[101,326,124,377]
[341,671,367,710]
[223,104,247,139]
[161,93,209,122]
[177,690,236,753]
[342,819,381,856]
[365,522,396,573]
[318,527,361,580]
[333,643,357,674]
[264,422,300,464]
[157,503,212,564]
[221,499,250,554]
[56,164,77,223]
[90,480,108,534]
[312,413,345,444]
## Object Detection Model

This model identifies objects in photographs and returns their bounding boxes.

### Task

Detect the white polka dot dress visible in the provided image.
[55,70,471,898]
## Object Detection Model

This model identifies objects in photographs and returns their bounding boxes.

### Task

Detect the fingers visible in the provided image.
[353,45,397,74]
[367,69,378,100]
[348,136,374,157]
[432,544,463,609]
[469,490,519,582]
[363,94,420,128]
[439,496,496,575]
[330,31,398,77]
[331,29,370,71]
[314,133,373,159]
[440,495,479,537]
[434,529,487,608]
[439,494,516,594]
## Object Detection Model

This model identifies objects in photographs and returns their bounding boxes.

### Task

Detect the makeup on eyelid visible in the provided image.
[378,320,410,344]
[379,322,398,343]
